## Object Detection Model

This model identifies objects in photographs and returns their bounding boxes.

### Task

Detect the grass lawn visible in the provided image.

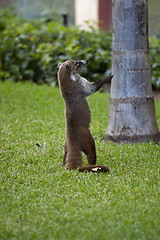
[0,81,160,240]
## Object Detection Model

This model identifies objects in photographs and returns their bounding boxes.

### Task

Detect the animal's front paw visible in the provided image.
[101,75,114,84]
[104,74,114,83]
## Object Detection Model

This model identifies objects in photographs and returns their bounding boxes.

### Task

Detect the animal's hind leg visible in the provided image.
[81,129,97,165]
[65,146,83,170]
[63,140,83,170]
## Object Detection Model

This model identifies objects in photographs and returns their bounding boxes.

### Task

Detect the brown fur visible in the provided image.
[58,59,113,172]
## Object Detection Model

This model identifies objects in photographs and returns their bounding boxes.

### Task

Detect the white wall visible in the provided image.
[75,0,98,30]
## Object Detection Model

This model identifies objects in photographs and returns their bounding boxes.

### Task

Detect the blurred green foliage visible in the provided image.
[149,36,160,90]
[0,8,160,89]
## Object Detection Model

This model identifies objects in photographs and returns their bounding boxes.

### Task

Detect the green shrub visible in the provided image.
[0,8,160,89]
[149,36,160,90]
[0,8,112,86]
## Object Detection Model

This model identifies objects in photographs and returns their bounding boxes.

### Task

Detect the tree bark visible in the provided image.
[104,0,160,144]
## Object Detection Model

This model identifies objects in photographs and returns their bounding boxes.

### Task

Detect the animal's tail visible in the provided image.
[78,165,110,173]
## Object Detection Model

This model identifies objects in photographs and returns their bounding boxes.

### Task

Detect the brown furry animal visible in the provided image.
[58,59,113,172]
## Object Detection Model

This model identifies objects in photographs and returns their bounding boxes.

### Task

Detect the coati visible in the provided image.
[58,59,113,172]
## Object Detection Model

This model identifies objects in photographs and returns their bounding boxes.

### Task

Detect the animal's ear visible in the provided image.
[66,64,71,72]
[58,63,62,68]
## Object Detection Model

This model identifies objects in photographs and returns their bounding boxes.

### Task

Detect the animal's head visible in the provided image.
[58,59,88,73]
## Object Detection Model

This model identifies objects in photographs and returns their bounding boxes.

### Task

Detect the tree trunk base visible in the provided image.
[105,96,160,144]
[104,132,160,144]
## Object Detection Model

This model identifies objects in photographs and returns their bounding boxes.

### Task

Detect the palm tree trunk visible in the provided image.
[104,0,160,144]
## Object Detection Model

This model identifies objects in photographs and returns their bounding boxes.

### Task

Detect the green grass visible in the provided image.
[0,81,160,240]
